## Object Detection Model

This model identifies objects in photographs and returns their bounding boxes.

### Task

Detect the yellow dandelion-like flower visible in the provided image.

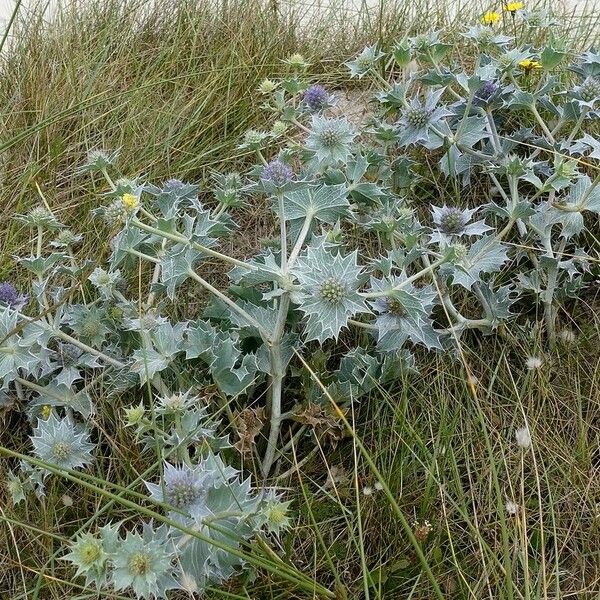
[121,193,139,211]
[519,59,542,71]
[505,1,524,12]
[482,11,501,25]
[41,405,52,419]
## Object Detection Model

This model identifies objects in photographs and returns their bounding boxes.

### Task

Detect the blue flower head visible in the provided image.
[474,80,500,104]
[145,462,210,521]
[303,85,330,112]
[0,282,28,310]
[261,159,294,188]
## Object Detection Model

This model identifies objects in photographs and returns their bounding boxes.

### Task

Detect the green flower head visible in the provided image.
[306,116,356,167]
[31,413,95,472]
[111,524,178,599]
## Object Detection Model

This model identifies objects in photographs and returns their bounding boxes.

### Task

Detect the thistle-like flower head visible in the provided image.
[397,89,452,148]
[89,267,121,297]
[474,80,500,104]
[430,205,491,244]
[77,149,119,174]
[306,115,356,167]
[573,76,600,106]
[256,489,292,535]
[368,275,441,351]
[261,159,294,188]
[145,462,210,520]
[346,45,385,78]
[303,84,330,112]
[284,53,311,70]
[0,282,28,310]
[16,206,63,230]
[156,389,199,414]
[63,531,110,588]
[31,413,95,471]
[292,243,369,343]
[111,524,178,599]
[240,129,269,149]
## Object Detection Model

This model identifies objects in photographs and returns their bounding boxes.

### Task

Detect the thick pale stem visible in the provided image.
[530,104,555,144]
[287,211,313,268]
[362,254,447,299]
[186,269,271,342]
[261,289,290,476]
[278,191,287,273]
[131,218,257,272]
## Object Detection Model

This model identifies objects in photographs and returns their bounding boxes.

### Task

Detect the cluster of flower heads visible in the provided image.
[3,8,600,598]
[10,388,291,598]
[59,451,290,597]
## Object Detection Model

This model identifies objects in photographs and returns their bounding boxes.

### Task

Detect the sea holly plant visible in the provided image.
[1,12,600,598]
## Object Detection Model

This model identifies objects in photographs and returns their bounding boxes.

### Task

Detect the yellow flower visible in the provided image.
[519,59,542,71]
[505,1,524,12]
[41,405,52,419]
[121,193,139,211]
[482,11,501,25]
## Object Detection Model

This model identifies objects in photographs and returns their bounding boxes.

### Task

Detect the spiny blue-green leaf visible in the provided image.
[447,236,509,289]
[282,184,349,224]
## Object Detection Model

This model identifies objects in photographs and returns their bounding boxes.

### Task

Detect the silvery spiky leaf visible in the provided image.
[7,471,28,505]
[76,148,119,174]
[409,30,451,61]
[39,372,97,415]
[111,523,178,599]
[122,309,170,332]
[281,183,350,231]
[184,320,257,396]
[144,178,201,219]
[211,172,244,208]
[443,236,509,289]
[345,45,385,78]
[15,206,63,230]
[88,267,122,299]
[461,25,512,49]
[19,460,46,498]
[130,321,186,384]
[305,116,356,167]
[174,454,262,590]
[145,462,211,522]
[158,243,202,299]
[476,281,518,325]
[336,347,381,394]
[369,275,442,351]
[397,89,452,148]
[292,244,369,343]
[0,308,38,382]
[31,413,95,472]
[493,47,536,73]
[430,205,492,244]
[547,175,600,239]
